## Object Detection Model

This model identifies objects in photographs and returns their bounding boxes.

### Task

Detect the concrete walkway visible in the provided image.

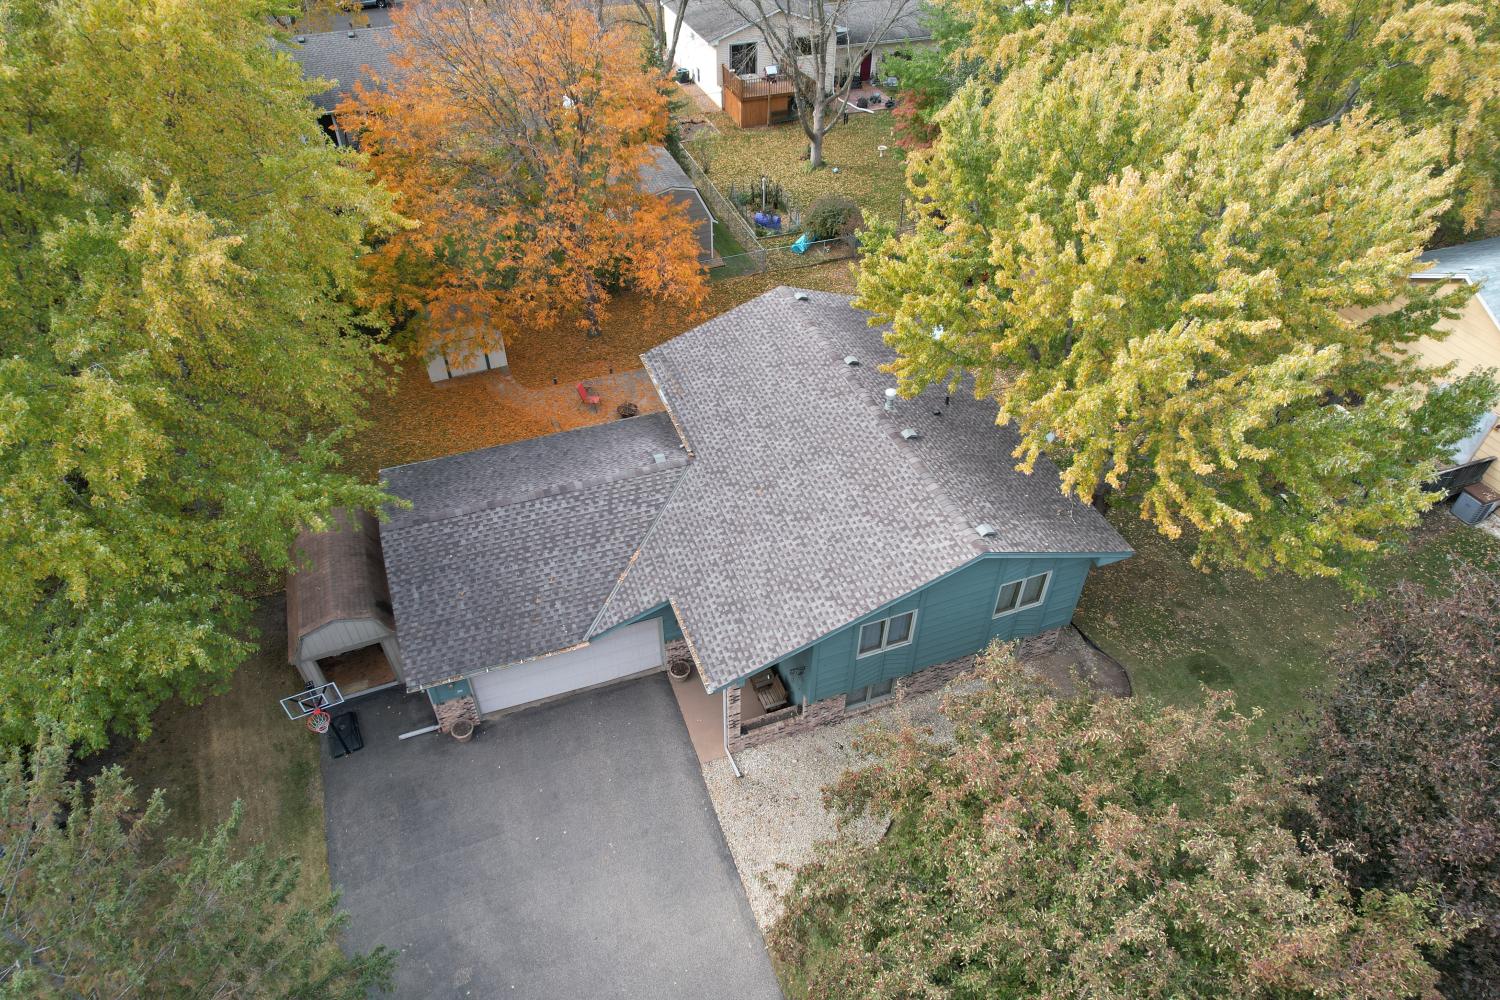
[322,679,781,1000]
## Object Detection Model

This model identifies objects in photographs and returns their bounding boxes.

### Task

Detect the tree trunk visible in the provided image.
[583,273,604,338]
[809,101,825,169]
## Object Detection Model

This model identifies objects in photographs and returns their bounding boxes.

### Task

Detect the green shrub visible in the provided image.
[803,195,861,241]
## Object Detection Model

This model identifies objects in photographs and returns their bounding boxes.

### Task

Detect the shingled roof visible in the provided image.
[380,413,690,690]
[593,289,1129,689]
[665,0,931,45]
[282,26,396,112]
[286,508,394,663]
[1418,236,1500,320]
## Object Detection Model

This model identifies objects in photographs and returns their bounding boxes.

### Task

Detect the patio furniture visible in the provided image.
[576,381,601,410]
[750,670,790,713]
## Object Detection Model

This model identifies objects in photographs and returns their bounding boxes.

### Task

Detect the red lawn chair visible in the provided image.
[576,381,601,411]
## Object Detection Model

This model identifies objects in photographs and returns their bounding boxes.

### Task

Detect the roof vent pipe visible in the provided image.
[883,387,897,412]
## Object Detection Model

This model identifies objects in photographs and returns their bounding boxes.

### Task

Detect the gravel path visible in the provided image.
[701,628,1131,932]
[701,680,973,931]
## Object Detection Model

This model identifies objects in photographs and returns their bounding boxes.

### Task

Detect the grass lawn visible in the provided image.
[1076,511,1500,734]
[684,113,909,223]
[87,597,330,904]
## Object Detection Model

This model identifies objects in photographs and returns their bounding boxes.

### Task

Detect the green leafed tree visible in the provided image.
[771,645,1454,999]
[0,0,402,748]
[856,0,1497,583]
[0,732,394,999]
[947,0,1500,236]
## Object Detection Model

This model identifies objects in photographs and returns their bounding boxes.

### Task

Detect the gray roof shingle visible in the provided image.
[594,289,1129,689]
[380,413,689,689]
[666,0,931,45]
[282,26,396,112]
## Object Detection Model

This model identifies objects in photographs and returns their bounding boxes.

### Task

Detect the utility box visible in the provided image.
[1451,483,1500,525]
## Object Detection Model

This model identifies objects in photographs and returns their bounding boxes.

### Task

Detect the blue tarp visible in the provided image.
[790,232,814,254]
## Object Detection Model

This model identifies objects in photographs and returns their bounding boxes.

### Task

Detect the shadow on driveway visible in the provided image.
[322,676,783,999]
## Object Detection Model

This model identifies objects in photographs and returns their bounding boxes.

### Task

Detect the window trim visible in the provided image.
[993,571,1051,619]
[845,677,895,708]
[855,609,918,658]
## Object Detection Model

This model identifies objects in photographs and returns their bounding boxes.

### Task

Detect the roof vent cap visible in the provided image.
[296,34,307,42]
[974,523,998,539]
[793,291,810,301]
[843,355,860,367]
[347,29,357,38]
[900,427,920,440]
[883,386,898,411]
[651,452,668,464]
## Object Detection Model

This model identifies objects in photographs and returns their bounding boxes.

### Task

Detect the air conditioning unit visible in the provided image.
[1451,483,1500,525]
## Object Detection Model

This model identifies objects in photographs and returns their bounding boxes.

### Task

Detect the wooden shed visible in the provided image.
[286,509,404,697]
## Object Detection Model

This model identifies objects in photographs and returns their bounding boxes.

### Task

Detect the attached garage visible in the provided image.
[470,619,665,715]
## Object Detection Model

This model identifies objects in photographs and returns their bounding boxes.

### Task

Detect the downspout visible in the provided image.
[722,687,743,779]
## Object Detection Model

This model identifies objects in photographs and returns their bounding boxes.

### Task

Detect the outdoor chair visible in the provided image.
[576,381,601,410]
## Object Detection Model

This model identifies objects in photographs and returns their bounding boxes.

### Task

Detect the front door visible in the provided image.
[859,52,873,84]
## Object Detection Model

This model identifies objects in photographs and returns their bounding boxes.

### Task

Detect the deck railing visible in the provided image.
[720,64,797,100]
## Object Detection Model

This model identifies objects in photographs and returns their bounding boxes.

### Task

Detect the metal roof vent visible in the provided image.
[900,427,920,441]
[883,386,898,412]
[843,355,860,367]
[793,291,810,301]
[974,523,998,539]
[651,452,667,464]
[347,29,357,38]
[296,34,307,42]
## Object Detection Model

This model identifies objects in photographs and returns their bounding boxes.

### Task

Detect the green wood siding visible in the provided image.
[798,555,1099,703]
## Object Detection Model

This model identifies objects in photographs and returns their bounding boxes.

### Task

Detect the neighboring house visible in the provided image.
[283,25,395,146]
[1412,236,1500,495]
[664,0,931,126]
[641,146,716,262]
[291,289,1131,751]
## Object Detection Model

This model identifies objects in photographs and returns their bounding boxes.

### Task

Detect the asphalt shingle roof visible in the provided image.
[594,289,1129,689]
[666,0,930,45]
[640,146,696,194]
[380,413,689,690]
[282,26,396,112]
[1418,236,1500,320]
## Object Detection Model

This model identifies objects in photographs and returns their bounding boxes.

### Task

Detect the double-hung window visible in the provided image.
[857,610,915,657]
[994,571,1050,617]
[730,42,758,75]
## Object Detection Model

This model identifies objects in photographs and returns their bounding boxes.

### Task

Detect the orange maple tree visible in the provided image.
[343,0,707,354]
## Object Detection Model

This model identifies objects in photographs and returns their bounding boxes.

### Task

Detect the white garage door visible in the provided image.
[471,619,664,715]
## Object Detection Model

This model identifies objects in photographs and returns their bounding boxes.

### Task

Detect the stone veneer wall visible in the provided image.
[724,628,1062,752]
[433,695,480,733]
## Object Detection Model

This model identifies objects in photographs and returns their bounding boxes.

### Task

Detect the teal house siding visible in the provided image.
[792,554,1110,704]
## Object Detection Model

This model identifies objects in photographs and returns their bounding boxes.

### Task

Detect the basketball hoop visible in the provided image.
[281,682,345,734]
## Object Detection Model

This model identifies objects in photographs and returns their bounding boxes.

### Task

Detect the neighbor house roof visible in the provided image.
[1417,236,1500,323]
[282,25,396,112]
[640,146,698,195]
[286,509,395,663]
[593,289,1130,689]
[380,413,690,690]
[666,0,930,45]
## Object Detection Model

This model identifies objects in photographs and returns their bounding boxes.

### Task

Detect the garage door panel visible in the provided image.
[472,620,663,714]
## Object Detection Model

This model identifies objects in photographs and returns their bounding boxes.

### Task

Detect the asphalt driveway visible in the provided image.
[322,676,783,999]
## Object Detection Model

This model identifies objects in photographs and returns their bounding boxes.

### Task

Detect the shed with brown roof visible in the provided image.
[286,508,404,695]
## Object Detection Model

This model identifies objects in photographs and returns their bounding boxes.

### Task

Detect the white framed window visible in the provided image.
[856,610,916,657]
[845,677,894,708]
[994,571,1050,618]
